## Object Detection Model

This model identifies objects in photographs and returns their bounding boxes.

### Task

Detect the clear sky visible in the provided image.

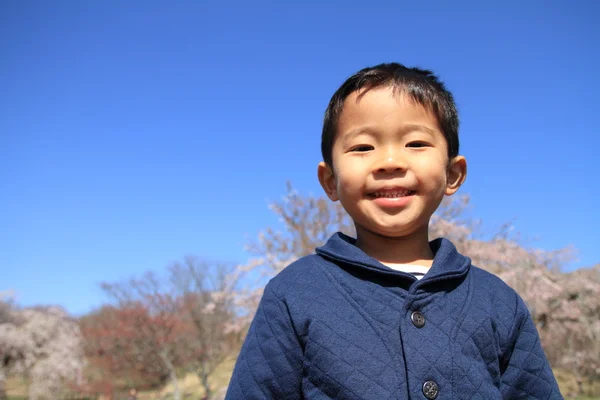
[1,1,598,316]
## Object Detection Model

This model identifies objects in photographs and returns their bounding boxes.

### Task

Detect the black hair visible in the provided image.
[321,63,459,166]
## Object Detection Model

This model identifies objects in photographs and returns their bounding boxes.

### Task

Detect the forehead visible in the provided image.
[336,86,442,136]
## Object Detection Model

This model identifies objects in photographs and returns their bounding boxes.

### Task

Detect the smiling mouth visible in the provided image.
[368,188,416,198]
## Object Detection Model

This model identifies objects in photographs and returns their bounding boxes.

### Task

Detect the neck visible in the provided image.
[355,224,434,267]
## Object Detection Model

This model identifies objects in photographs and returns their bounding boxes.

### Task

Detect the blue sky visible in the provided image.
[1,1,598,316]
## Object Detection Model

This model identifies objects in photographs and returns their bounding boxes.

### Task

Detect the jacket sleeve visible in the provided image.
[499,294,564,399]
[225,283,303,400]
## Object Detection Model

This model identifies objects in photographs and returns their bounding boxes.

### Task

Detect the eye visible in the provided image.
[406,141,430,148]
[350,145,374,152]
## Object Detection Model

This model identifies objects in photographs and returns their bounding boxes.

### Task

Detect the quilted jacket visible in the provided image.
[226,233,563,399]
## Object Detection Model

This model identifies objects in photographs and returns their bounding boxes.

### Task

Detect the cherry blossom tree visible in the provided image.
[97,272,187,400]
[168,257,239,399]
[80,302,179,395]
[86,261,240,399]
[0,297,85,400]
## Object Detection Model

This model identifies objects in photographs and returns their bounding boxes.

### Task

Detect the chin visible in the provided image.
[364,221,428,239]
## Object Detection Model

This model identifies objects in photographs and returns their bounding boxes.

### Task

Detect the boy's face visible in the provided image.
[318,86,466,240]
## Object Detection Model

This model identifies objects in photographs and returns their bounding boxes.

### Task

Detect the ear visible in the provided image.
[445,155,467,196]
[318,161,339,201]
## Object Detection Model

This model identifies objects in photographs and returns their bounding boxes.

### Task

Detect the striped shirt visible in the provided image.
[384,263,431,280]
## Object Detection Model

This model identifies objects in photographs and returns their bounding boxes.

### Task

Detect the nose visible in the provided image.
[375,147,407,174]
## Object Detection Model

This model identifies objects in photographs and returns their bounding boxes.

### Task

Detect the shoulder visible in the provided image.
[468,265,530,340]
[471,266,524,318]
[266,254,334,299]
[469,265,520,304]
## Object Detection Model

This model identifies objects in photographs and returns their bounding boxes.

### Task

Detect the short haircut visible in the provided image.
[321,63,459,166]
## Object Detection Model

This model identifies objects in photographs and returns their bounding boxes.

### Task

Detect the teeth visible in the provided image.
[373,190,413,198]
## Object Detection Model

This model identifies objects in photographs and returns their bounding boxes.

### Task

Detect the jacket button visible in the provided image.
[411,311,425,328]
[423,380,439,399]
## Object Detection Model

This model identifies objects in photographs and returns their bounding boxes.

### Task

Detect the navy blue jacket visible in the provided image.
[226,233,562,399]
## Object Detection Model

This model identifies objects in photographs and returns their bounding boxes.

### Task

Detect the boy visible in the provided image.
[225,63,562,399]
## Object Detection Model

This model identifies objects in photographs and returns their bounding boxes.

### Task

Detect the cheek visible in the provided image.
[414,159,448,190]
[334,161,363,188]
[336,172,359,194]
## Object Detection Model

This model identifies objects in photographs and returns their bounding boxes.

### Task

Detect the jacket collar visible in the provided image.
[315,232,471,289]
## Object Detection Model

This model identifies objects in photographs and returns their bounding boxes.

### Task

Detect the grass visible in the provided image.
[555,368,600,399]
[566,396,600,399]
[151,358,235,399]
[5,375,28,398]
[5,358,236,400]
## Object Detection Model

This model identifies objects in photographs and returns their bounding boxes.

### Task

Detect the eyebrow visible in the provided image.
[401,124,437,136]
[342,127,376,146]
[342,124,437,145]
